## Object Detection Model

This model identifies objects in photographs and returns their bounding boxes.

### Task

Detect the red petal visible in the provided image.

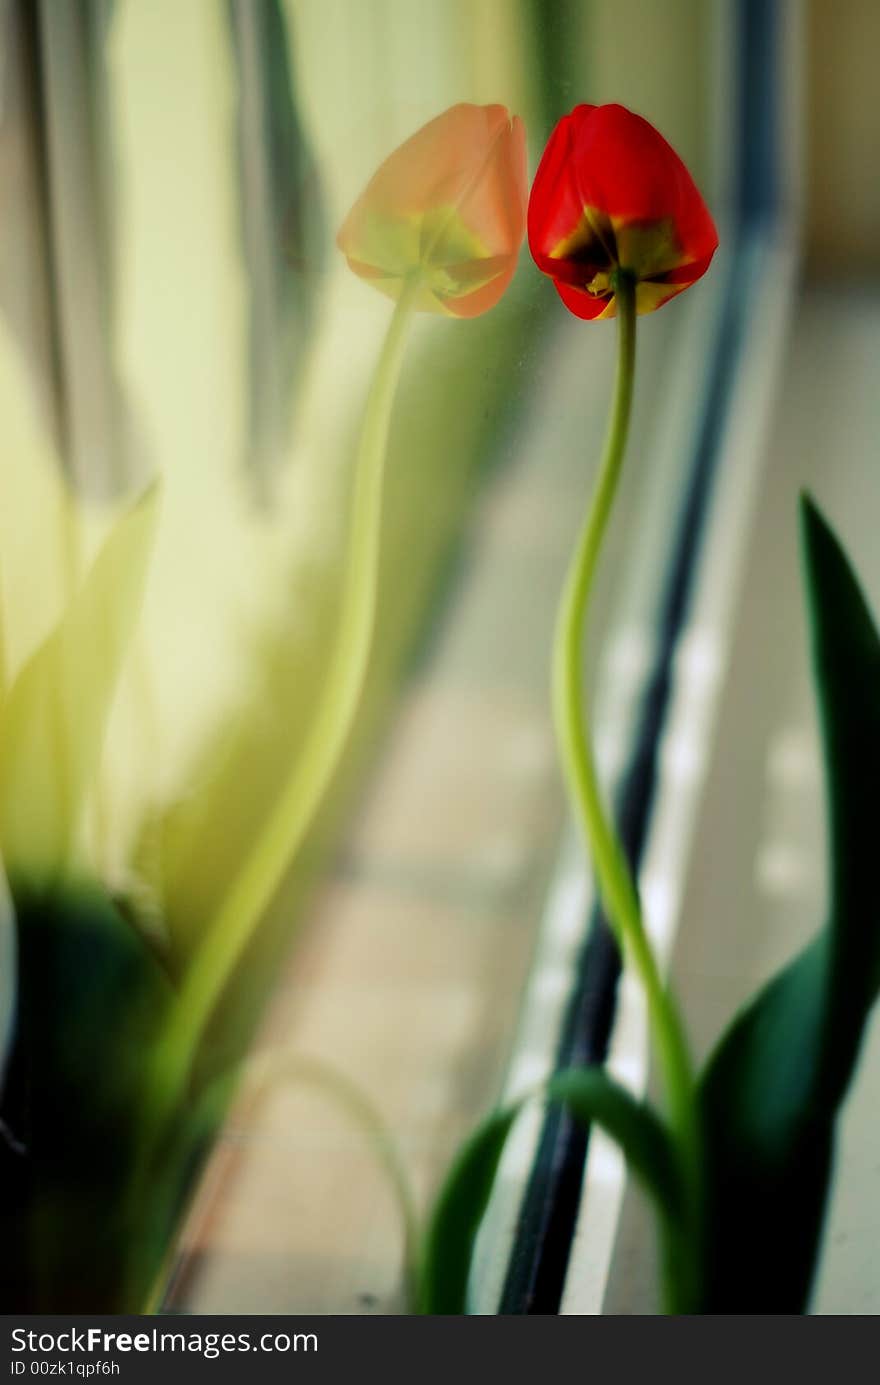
[570,104,717,271]
[528,103,719,319]
[528,108,597,275]
[445,259,518,318]
[338,104,503,257]
[432,113,527,269]
[339,103,526,317]
[553,279,610,320]
[660,247,717,285]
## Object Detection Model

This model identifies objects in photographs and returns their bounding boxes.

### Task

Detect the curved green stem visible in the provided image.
[552,271,700,1309]
[141,1053,419,1316]
[246,1051,421,1309]
[143,275,421,1141]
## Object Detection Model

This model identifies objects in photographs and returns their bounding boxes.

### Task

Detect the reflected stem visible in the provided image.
[139,273,422,1188]
[551,270,701,1311]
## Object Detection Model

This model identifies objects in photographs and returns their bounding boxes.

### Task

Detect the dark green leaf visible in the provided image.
[547,1069,683,1216]
[0,884,174,1310]
[417,1104,518,1314]
[697,494,880,1311]
[802,495,880,1095]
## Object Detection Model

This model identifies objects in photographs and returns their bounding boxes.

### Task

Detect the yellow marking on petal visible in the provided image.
[583,205,616,260]
[420,204,486,262]
[550,204,613,264]
[346,204,502,311]
[635,279,685,314]
[611,216,685,280]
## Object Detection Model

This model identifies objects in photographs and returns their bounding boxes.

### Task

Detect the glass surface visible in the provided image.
[0,0,717,1313]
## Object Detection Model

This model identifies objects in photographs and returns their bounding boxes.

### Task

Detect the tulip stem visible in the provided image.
[141,274,422,1161]
[552,270,701,1310]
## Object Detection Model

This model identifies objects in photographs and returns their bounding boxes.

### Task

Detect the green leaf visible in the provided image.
[802,495,880,1094]
[546,1069,683,1215]
[417,1068,680,1314]
[697,494,880,1311]
[0,486,159,883]
[417,1105,518,1315]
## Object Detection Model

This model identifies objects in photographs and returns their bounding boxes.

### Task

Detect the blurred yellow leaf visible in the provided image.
[0,487,159,885]
[0,861,14,1093]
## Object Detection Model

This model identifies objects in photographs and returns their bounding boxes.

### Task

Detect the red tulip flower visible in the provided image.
[338,103,527,317]
[528,103,718,319]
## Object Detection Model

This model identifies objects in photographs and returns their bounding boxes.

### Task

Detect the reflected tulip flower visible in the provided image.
[338,103,527,317]
[528,103,718,319]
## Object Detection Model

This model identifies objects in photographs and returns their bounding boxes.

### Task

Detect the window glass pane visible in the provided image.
[0,0,720,1314]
